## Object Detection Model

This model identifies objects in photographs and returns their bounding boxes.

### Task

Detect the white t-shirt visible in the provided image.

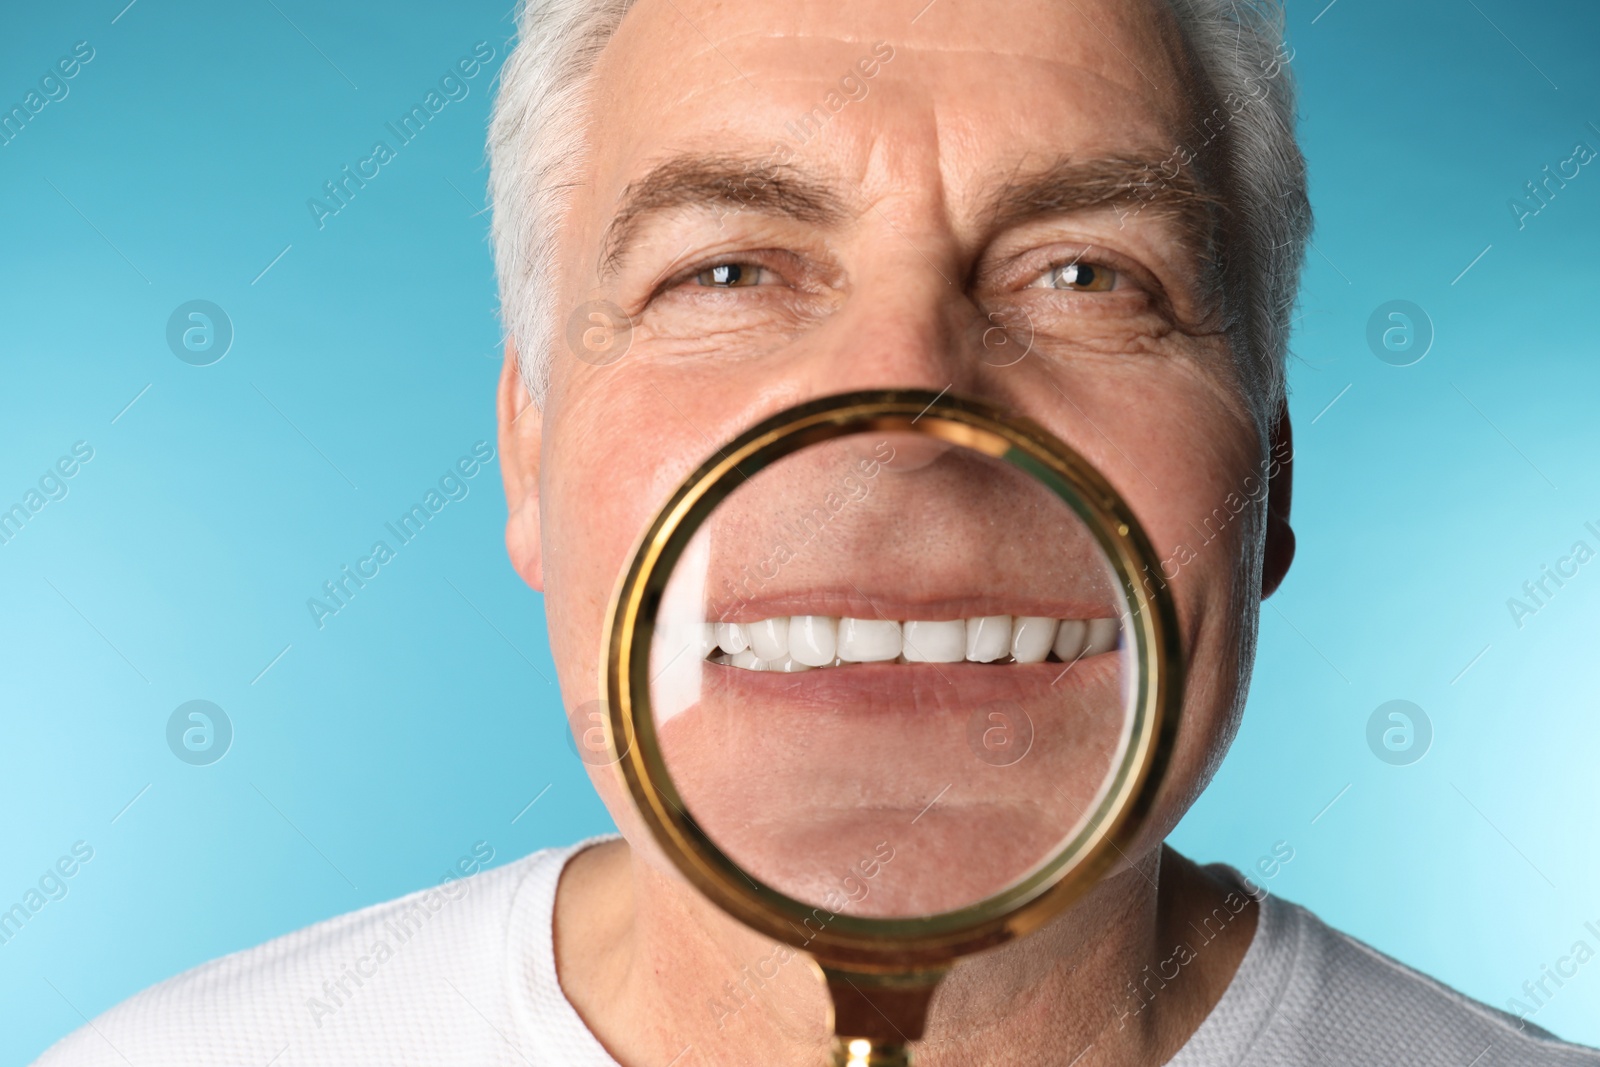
[32,839,1600,1066]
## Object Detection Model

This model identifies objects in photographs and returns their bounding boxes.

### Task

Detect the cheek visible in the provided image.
[542,363,816,855]
[1007,355,1260,815]
[540,365,771,694]
[1110,372,1259,677]
[1008,352,1259,571]
[541,386,677,829]
[1100,368,1262,824]
[541,387,662,688]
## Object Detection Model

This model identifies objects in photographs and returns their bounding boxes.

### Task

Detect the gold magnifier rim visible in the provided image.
[601,389,1181,971]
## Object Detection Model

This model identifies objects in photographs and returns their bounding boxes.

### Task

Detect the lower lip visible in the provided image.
[652,653,1129,806]
[652,653,1131,915]
[696,654,1122,718]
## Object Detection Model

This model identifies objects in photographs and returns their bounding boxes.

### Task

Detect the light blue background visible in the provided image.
[3,0,1598,1061]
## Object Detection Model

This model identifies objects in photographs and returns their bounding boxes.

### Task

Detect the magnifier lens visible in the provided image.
[646,428,1137,920]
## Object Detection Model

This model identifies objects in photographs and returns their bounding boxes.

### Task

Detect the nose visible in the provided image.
[796,236,989,402]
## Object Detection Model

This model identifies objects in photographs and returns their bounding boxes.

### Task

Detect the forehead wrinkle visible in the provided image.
[621,0,1195,115]
[659,3,1186,81]
[591,2,1217,287]
[635,13,1186,127]
[951,53,1185,143]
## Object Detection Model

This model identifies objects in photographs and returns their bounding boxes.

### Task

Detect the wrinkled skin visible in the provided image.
[496,0,1296,1062]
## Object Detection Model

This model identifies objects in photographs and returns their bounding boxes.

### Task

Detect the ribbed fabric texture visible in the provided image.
[35,850,1600,1065]
[1169,866,1598,1066]
[34,838,619,1067]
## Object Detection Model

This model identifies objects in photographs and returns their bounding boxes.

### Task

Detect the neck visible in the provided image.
[554,840,1257,1066]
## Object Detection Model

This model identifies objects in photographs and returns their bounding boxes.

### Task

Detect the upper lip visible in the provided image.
[705,591,1122,625]
[681,434,1124,623]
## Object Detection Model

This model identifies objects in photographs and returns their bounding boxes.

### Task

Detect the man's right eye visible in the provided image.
[694,262,768,287]
[1028,260,1120,293]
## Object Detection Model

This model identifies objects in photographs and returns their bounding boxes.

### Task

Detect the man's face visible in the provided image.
[519,0,1273,873]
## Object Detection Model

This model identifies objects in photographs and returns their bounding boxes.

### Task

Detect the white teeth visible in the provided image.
[1084,617,1119,656]
[715,622,749,655]
[710,614,1120,670]
[965,615,1012,663]
[837,618,902,662]
[729,649,764,670]
[747,617,789,661]
[902,620,966,663]
[788,615,838,667]
[722,650,813,673]
[1010,617,1058,664]
[1053,619,1088,662]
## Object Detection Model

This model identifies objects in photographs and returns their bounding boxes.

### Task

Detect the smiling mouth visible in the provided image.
[699,613,1121,672]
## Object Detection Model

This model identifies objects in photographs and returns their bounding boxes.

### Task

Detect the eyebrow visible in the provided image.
[597,152,1222,278]
[986,156,1223,262]
[598,154,850,278]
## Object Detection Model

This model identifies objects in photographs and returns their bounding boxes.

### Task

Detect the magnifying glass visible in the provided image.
[601,389,1180,1066]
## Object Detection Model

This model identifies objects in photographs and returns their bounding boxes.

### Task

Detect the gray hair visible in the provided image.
[487,0,1310,433]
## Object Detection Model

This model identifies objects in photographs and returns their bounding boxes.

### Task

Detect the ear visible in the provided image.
[1260,402,1295,599]
[497,340,544,591]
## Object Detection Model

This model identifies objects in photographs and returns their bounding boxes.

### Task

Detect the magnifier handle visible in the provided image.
[822,966,942,1067]
[829,1036,913,1066]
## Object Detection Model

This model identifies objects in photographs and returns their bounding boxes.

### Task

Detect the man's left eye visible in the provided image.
[695,262,767,287]
[1029,261,1118,292]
